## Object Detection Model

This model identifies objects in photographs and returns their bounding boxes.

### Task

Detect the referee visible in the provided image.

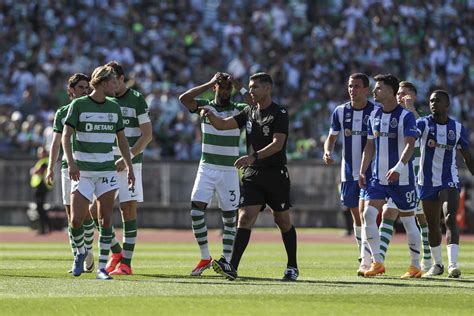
[200,72,298,281]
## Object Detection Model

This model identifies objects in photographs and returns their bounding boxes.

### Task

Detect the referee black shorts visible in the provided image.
[239,166,292,212]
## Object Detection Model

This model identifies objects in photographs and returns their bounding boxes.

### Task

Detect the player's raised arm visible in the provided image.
[179,72,224,112]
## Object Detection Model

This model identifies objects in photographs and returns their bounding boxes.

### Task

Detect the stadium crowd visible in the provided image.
[0,0,473,160]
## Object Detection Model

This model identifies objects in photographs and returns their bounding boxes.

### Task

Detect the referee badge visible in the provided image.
[262,125,270,136]
[246,121,252,134]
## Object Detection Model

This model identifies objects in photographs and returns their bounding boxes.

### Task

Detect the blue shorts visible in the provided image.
[366,180,417,211]
[419,183,460,201]
[341,181,364,208]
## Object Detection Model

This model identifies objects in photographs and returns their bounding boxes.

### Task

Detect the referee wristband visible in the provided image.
[392,160,405,173]
[239,87,248,95]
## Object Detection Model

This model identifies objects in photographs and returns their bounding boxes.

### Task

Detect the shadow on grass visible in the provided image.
[131,273,474,288]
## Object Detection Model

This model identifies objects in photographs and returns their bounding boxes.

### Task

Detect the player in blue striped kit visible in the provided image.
[359,74,420,278]
[417,90,474,278]
[323,73,377,275]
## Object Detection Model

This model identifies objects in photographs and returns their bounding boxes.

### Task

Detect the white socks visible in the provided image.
[400,216,421,268]
[363,205,383,263]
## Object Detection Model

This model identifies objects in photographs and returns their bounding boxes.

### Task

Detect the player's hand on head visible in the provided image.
[210,72,222,85]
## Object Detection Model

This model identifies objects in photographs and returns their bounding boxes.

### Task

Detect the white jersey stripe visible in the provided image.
[76,131,116,143]
[202,123,240,137]
[138,113,151,124]
[79,112,119,123]
[74,151,114,163]
[202,144,239,156]
[124,127,142,137]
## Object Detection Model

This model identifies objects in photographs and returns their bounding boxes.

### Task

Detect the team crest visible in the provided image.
[262,125,270,136]
[246,121,252,134]
[390,118,398,128]
[108,113,114,122]
[122,108,128,116]
[448,130,455,140]
[344,129,352,137]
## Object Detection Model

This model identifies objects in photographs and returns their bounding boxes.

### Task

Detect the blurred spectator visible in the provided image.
[0,0,472,162]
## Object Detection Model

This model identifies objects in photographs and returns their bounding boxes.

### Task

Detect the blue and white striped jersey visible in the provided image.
[367,105,417,185]
[330,101,377,182]
[416,115,470,187]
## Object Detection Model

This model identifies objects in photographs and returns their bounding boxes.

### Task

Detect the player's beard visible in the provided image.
[217,96,230,107]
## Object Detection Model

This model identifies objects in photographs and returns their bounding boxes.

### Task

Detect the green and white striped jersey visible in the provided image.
[110,89,150,164]
[53,103,71,169]
[195,99,246,170]
[65,96,124,176]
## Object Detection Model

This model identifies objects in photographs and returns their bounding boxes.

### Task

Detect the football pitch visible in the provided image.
[1,227,473,315]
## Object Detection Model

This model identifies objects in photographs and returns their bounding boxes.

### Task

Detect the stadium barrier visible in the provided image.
[1,160,472,231]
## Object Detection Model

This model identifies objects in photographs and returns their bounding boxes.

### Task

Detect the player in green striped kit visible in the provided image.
[103,61,152,276]
[179,72,248,276]
[46,73,97,273]
[62,65,135,280]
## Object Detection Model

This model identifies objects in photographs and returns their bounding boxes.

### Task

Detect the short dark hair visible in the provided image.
[399,81,417,95]
[432,89,450,105]
[249,72,273,86]
[374,74,399,96]
[105,60,125,77]
[349,73,369,88]
[68,73,89,88]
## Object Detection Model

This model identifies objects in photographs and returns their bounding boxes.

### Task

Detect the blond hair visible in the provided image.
[90,65,116,88]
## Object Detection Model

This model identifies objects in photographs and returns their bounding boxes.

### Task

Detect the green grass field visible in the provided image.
[1,228,474,315]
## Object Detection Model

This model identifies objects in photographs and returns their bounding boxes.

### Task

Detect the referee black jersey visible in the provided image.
[233,102,289,168]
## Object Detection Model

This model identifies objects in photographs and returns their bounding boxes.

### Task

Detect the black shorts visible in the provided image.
[239,166,291,212]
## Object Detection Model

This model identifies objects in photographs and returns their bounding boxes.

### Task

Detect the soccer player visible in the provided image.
[418,90,474,278]
[46,73,97,273]
[179,72,247,276]
[102,61,152,276]
[62,65,135,280]
[323,73,377,275]
[201,72,298,281]
[396,81,432,272]
[359,74,419,278]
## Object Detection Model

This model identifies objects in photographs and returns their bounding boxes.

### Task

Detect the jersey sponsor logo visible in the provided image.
[448,130,455,140]
[378,132,397,138]
[85,123,114,132]
[390,118,398,128]
[262,125,270,136]
[345,130,367,137]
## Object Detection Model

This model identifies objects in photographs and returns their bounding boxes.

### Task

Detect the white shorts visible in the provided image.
[71,171,118,203]
[61,168,71,205]
[386,198,415,213]
[191,164,240,211]
[117,163,143,203]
